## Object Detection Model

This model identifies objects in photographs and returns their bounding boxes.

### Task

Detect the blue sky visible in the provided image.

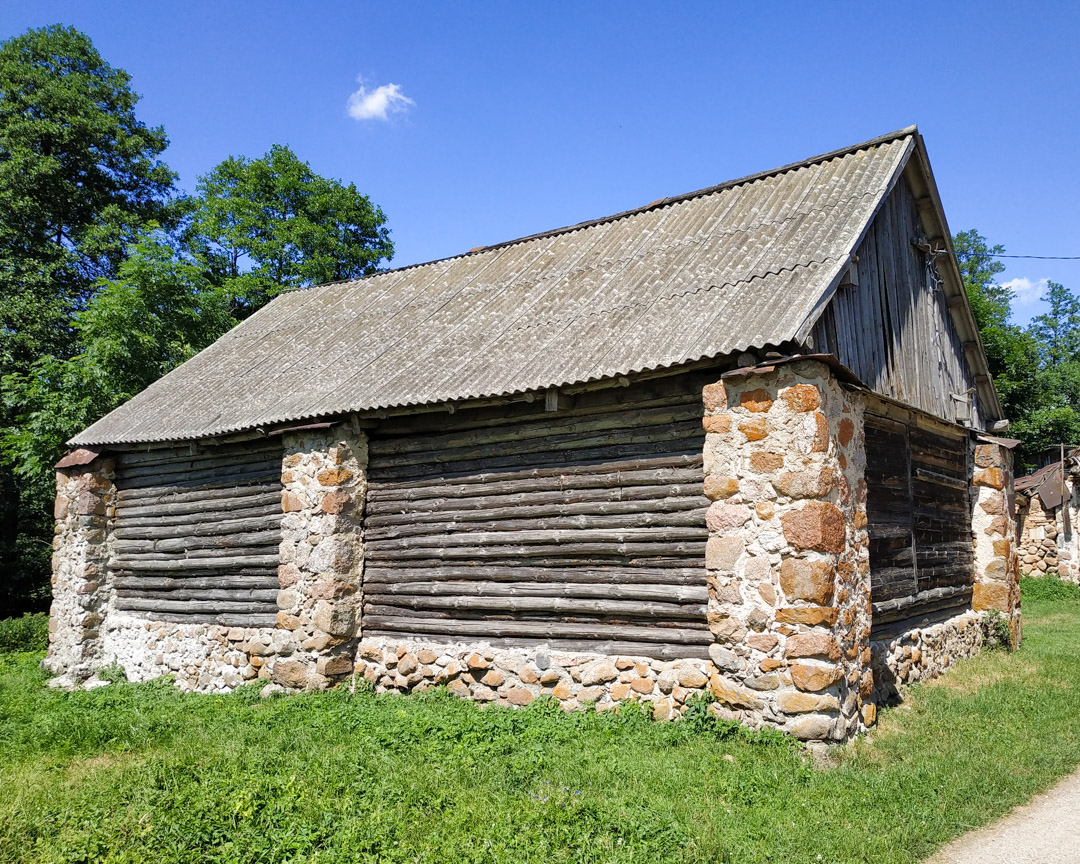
[3,1,1077,326]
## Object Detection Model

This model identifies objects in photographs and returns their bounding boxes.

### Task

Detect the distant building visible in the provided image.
[1016,450,1080,582]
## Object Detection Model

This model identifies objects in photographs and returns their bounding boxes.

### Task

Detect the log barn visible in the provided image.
[47,126,1020,741]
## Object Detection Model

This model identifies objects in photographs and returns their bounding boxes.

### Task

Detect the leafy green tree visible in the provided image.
[2,142,394,613]
[0,24,175,615]
[3,232,235,480]
[1030,281,1080,366]
[186,144,393,314]
[954,229,1010,332]
[0,24,175,367]
[956,230,1080,470]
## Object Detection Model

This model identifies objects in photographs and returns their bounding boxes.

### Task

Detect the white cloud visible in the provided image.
[1001,276,1049,302]
[346,77,414,121]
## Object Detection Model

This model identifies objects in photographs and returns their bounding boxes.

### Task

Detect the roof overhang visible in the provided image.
[795,127,1002,422]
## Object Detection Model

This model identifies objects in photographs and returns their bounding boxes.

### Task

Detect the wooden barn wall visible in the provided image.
[864,407,973,636]
[362,373,715,660]
[109,440,284,626]
[809,174,982,429]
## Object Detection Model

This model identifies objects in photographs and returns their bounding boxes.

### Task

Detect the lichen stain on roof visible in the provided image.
[72,128,917,446]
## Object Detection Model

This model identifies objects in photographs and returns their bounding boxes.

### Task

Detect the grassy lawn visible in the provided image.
[2,581,1079,864]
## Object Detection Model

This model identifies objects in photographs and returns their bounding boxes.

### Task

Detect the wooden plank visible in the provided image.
[362,616,711,645]
[363,508,707,541]
[113,515,281,542]
[364,595,706,619]
[111,531,281,556]
[367,580,708,603]
[367,632,711,661]
[363,565,704,585]
[113,575,278,591]
[114,588,279,602]
[113,597,279,614]
[108,555,279,572]
[364,486,706,524]
[367,540,706,561]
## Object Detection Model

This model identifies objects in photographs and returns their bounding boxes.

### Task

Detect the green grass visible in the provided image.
[2,586,1079,864]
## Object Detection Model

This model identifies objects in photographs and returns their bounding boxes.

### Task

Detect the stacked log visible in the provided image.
[865,414,974,634]
[108,440,283,626]
[364,375,714,657]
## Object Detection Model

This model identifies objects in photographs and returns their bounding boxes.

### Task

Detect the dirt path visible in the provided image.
[927,766,1080,863]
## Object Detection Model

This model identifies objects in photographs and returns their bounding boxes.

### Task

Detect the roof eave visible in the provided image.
[793,134,917,346]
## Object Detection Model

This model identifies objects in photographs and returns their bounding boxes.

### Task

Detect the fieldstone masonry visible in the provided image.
[44,452,116,685]
[273,428,367,689]
[698,360,872,739]
[352,639,722,719]
[970,440,1022,644]
[1016,487,1079,582]
[44,367,1022,743]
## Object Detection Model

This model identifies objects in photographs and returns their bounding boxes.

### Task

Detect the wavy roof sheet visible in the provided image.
[73,128,917,445]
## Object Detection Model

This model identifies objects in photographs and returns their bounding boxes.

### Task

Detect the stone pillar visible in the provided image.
[273,426,367,689]
[44,451,116,684]
[971,441,1021,647]
[702,359,871,742]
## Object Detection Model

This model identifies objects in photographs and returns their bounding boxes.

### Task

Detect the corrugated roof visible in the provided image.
[72,128,918,446]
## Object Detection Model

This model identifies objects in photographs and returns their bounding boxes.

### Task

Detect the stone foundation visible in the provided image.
[100,614,280,691]
[870,612,984,705]
[354,638,738,721]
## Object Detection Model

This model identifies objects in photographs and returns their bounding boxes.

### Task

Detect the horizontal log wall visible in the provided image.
[865,412,973,634]
[364,373,714,658]
[109,440,284,626]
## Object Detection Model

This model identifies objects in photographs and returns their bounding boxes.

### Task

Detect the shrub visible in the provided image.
[0,612,48,653]
[981,609,1012,650]
[1020,575,1080,603]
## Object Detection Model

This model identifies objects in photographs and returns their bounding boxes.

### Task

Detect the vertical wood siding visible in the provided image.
[810,175,982,429]
[363,374,714,659]
[108,441,284,626]
[865,412,973,635]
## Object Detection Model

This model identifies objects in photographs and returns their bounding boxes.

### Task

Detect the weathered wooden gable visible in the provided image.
[808,172,982,428]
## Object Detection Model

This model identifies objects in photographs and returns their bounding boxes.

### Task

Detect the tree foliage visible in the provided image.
[0,26,393,614]
[188,144,392,314]
[0,24,176,615]
[955,229,1080,470]
[0,24,175,367]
